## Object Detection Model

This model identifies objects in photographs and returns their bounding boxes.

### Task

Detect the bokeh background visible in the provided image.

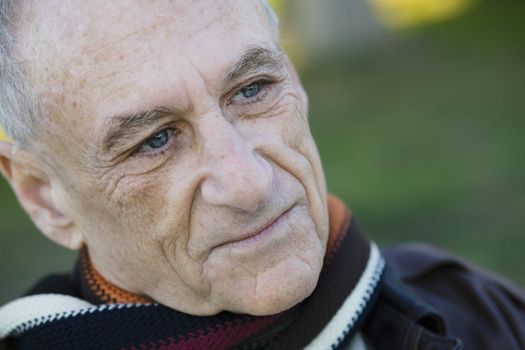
[1,0,524,304]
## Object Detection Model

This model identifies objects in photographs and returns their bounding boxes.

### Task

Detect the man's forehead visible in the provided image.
[20,0,270,66]
[17,0,276,124]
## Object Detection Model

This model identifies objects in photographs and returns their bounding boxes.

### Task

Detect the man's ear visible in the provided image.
[0,141,83,250]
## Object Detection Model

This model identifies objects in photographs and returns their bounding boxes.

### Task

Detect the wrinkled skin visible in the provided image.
[8,0,329,315]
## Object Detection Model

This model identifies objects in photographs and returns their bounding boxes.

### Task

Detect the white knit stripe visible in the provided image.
[304,243,384,350]
[0,294,153,339]
[0,294,95,338]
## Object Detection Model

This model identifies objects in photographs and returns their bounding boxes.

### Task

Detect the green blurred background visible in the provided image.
[1,0,524,304]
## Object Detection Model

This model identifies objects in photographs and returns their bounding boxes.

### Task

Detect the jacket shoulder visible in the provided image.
[382,243,525,349]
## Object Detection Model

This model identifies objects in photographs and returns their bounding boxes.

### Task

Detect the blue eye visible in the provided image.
[240,81,262,98]
[140,129,171,152]
[232,80,269,103]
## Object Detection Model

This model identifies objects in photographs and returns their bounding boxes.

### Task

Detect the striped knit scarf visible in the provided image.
[0,197,384,350]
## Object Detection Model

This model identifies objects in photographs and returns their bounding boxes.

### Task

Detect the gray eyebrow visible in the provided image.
[226,46,284,83]
[102,106,175,152]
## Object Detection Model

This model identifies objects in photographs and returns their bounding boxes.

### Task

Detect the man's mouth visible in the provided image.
[216,205,295,250]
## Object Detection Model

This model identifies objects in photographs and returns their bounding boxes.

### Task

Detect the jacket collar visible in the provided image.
[363,268,463,350]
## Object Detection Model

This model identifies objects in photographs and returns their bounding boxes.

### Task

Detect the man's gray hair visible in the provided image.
[0,0,279,146]
[0,0,42,146]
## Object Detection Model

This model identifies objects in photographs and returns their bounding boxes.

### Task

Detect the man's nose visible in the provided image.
[199,114,273,213]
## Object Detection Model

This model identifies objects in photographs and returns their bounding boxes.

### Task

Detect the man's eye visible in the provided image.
[231,80,268,103]
[138,129,173,153]
[240,81,262,98]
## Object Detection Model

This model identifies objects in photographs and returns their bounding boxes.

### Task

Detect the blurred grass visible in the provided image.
[1,0,524,304]
[305,0,525,286]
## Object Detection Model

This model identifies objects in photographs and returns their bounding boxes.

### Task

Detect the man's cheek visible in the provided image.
[248,100,309,147]
[98,174,169,231]
[280,110,313,153]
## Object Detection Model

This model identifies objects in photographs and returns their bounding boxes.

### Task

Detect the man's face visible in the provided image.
[22,0,328,315]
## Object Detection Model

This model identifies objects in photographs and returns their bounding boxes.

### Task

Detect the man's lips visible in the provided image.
[215,205,295,250]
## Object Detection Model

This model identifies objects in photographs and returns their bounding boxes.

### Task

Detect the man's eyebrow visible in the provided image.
[226,46,284,83]
[102,106,175,152]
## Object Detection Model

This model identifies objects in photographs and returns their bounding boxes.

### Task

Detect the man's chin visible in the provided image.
[236,283,317,316]
[219,257,323,316]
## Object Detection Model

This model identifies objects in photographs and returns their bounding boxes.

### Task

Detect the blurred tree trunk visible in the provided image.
[284,0,389,62]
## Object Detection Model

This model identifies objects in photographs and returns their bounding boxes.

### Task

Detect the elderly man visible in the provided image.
[0,1,523,349]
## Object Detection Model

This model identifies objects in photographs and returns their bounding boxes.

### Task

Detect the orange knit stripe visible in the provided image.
[81,249,151,304]
[325,195,352,261]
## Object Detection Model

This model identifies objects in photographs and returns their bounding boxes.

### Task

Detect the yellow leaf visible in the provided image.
[0,126,11,143]
[369,0,476,29]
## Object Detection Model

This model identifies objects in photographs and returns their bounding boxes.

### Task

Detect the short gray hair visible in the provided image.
[0,0,279,146]
[0,0,43,146]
